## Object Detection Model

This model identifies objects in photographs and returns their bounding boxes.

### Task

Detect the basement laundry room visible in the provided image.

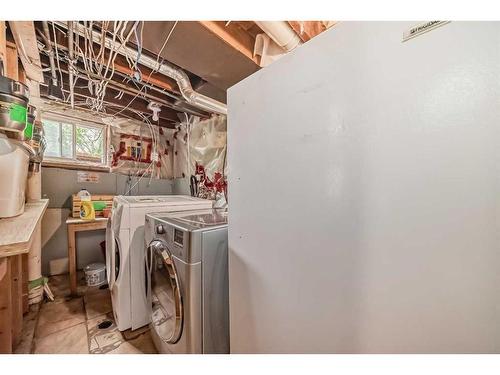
[1,1,500,369]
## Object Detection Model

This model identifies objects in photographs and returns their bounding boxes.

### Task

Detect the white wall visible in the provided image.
[228,22,500,353]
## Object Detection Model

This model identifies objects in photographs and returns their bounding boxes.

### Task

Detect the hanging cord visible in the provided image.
[184,112,191,177]
[124,161,154,196]
[51,23,66,101]
[112,21,178,117]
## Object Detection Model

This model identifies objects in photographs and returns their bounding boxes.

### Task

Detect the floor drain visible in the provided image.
[99,284,109,290]
[98,320,113,330]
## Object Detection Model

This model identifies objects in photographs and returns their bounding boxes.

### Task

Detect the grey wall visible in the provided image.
[41,167,174,275]
[172,177,192,196]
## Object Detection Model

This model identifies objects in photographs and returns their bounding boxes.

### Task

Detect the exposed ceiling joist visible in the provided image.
[198,21,260,65]
[8,21,44,82]
[287,21,337,42]
[40,73,180,127]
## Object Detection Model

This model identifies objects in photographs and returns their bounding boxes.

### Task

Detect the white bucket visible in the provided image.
[84,262,106,287]
[0,133,29,218]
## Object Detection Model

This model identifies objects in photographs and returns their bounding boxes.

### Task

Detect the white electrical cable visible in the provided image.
[51,22,67,101]
[124,160,154,195]
[111,21,177,118]
[71,21,138,113]
[184,112,192,177]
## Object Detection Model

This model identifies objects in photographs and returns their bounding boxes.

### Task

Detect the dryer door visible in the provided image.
[148,240,183,344]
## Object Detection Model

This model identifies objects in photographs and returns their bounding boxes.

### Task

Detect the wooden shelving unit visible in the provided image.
[0,199,48,353]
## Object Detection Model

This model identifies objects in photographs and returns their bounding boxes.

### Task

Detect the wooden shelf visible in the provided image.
[0,199,49,258]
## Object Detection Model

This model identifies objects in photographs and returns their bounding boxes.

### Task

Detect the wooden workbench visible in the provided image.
[0,199,48,353]
[66,217,108,296]
[0,199,49,258]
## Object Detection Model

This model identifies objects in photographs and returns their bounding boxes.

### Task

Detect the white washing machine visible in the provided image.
[145,208,229,353]
[106,195,213,331]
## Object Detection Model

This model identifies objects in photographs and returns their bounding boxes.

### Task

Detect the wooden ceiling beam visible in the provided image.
[198,21,260,65]
[8,21,44,82]
[287,21,337,42]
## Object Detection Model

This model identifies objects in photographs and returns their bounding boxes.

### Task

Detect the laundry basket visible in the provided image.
[84,263,106,287]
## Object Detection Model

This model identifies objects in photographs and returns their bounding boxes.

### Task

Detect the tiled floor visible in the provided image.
[14,273,157,354]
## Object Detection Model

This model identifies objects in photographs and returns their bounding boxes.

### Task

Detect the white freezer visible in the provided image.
[227,22,500,353]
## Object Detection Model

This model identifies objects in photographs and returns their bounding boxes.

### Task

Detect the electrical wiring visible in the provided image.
[51,22,66,101]
[111,21,178,118]
[63,21,190,121]
[150,21,178,74]
[123,160,154,196]
[103,102,161,179]
[133,21,144,71]
[184,112,192,177]
[42,21,181,185]
[72,21,138,113]
[97,21,138,111]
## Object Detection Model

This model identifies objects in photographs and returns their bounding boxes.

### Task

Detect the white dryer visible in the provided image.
[106,195,213,331]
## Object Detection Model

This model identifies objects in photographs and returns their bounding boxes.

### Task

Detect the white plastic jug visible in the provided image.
[0,133,29,217]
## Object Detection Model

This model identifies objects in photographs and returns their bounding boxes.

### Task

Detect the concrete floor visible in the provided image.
[14,273,157,354]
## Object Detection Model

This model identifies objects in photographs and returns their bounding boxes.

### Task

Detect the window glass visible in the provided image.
[43,120,61,157]
[61,122,73,158]
[75,125,104,163]
[42,116,106,166]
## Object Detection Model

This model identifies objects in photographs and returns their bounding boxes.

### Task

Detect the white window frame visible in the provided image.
[41,113,109,171]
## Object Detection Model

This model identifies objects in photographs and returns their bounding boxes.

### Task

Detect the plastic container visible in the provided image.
[0,133,29,217]
[0,76,29,133]
[80,200,95,220]
[77,189,91,200]
[84,263,106,287]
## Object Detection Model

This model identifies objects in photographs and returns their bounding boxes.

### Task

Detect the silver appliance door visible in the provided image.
[148,240,183,344]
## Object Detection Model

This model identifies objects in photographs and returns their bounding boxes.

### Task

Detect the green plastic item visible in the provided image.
[29,276,48,290]
[24,122,33,139]
[92,201,107,211]
[9,103,27,123]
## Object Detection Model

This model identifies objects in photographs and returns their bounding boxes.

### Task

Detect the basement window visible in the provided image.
[42,115,108,169]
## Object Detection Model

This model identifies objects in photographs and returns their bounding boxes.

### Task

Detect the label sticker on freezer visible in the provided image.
[403,21,450,42]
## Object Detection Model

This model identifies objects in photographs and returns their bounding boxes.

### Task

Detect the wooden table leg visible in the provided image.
[10,255,22,348]
[0,258,12,353]
[22,254,28,314]
[67,224,78,296]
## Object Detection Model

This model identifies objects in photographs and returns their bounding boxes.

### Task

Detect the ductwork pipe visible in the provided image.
[55,21,227,115]
[255,21,302,52]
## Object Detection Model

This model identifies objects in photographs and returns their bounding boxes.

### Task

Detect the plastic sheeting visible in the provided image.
[105,117,175,180]
[174,115,227,205]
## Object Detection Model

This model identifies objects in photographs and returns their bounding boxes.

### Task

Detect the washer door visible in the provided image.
[105,220,115,287]
[148,240,183,344]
